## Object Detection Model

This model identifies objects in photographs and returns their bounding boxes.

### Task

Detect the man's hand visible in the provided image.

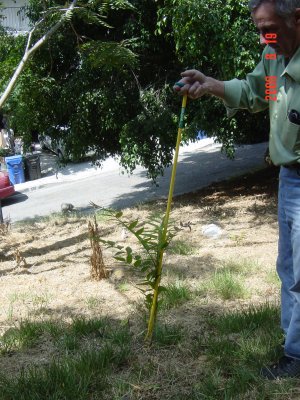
[173,69,209,99]
[174,69,225,100]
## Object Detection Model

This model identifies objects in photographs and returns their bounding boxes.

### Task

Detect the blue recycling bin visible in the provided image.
[197,130,207,140]
[5,155,25,184]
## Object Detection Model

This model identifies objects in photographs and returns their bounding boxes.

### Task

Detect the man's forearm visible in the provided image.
[205,77,225,100]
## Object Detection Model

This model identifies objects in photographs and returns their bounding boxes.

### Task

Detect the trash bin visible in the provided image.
[5,155,25,184]
[24,154,41,181]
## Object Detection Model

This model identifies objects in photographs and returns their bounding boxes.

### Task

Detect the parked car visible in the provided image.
[38,134,65,159]
[38,131,91,162]
[0,171,15,223]
[0,171,15,199]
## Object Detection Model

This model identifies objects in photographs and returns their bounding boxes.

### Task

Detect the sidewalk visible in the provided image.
[15,139,217,193]
[2,139,269,222]
[14,152,123,193]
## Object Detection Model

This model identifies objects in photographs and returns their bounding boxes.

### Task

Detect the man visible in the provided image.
[174,0,300,380]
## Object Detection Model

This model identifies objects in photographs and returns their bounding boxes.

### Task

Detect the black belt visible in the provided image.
[283,163,300,170]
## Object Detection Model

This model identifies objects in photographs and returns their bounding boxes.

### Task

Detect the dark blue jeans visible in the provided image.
[277,166,300,359]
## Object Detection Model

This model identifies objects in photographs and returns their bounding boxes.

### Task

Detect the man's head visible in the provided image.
[249,0,300,57]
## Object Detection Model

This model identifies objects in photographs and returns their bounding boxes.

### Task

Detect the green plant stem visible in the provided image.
[145,94,187,342]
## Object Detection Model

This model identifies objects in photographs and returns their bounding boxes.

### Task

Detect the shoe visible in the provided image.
[261,355,300,380]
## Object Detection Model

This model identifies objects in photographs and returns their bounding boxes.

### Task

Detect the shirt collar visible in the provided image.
[281,45,300,83]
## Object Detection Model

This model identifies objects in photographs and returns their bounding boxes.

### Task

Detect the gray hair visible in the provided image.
[249,0,300,19]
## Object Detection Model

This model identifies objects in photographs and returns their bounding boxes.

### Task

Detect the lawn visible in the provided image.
[1,165,299,399]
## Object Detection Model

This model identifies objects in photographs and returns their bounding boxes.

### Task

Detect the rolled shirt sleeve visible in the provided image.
[221,44,300,166]
[223,47,269,116]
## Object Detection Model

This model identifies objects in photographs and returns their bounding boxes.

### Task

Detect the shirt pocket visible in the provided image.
[285,120,300,151]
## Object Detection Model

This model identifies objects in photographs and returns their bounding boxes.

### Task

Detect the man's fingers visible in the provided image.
[188,81,200,96]
[188,82,206,99]
[174,71,206,98]
[173,81,206,99]
[193,85,206,98]
[181,69,197,79]
[174,69,207,99]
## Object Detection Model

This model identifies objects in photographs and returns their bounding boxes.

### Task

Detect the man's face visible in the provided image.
[252,2,299,58]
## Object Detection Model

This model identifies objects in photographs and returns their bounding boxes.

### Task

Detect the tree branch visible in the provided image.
[0,0,78,109]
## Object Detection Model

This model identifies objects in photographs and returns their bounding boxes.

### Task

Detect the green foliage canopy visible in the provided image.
[0,0,180,180]
[159,0,269,155]
[0,0,269,179]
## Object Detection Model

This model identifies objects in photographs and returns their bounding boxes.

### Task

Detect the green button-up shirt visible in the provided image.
[224,45,300,166]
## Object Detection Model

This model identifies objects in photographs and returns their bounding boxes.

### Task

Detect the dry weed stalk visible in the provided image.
[88,216,108,280]
[0,220,10,236]
[14,249,28,268]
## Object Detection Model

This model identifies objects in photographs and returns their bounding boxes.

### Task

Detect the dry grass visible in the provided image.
[0,166,290,399]
[88,215,108,280]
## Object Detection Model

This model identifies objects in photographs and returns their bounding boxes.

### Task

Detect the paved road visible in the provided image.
[1,141,268,222]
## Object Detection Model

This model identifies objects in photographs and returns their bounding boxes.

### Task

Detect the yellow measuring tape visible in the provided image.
[146,92,188,341]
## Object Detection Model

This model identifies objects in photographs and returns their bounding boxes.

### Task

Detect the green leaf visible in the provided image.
[135,228,144,235]
[134,259,142,267]
[158,286,167,294]
[114,256,126,262]
[128,220,139,229]
[138,281,151,286]
[145,293,153,305]
[146,271,156,282]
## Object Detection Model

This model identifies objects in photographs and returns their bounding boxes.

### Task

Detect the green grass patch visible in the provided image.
[210,268,247,300]
[57,334,80,352]
[153,323,183,346]
[107,321,131,346]
[0,318,131,400]
[191,303,289,400]
[1,305,299,400]
[210,303,280,334]
[159,281,193,310]
[0,321,46,354]
[196,260,262,300]
[265,270,281,286]
[0,345,128,400]
[0,317,115,355]
[167,240,196,255]
[70,317,106,337]
[220,258,260,276]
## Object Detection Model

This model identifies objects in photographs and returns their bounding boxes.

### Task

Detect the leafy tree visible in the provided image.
[159,0,269,155]
[0,0,268,180]
[0,0,182,179]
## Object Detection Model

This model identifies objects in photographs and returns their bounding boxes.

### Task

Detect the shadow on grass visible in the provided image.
[172,166,279,215]
[2,281,299,400]
[0,300,291,400]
